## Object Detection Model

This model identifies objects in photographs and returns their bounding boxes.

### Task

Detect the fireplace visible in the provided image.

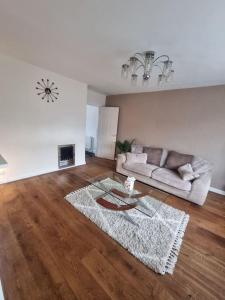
[58,144,75,168]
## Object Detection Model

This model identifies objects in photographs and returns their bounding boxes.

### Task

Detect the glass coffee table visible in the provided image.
[80,171,163,226]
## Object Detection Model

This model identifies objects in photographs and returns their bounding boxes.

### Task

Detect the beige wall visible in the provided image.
[107,85,225,191]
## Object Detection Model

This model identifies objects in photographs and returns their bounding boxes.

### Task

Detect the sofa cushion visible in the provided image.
[164,151,193,170]
[131,144,143,154]
[126,152,147,164]
[178,163,200,181]
[143,147,163,166]
[123,163,158,177]
[191,156,212,174]
[160,149,168,167]
[152,168,192,191]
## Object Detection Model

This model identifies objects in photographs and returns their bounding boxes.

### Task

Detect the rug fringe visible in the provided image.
[65,185,89,199]
[165,214,190,274]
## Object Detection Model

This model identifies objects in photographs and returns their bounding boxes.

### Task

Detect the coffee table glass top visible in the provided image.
[82,171,163,220]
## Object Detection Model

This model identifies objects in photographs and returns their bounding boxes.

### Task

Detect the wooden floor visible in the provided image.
[0,157,225,300]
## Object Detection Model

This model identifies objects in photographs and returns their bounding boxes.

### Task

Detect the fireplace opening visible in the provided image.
[58,144,75,168]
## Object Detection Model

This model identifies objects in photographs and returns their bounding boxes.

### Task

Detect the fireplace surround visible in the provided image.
[58,144,75,168]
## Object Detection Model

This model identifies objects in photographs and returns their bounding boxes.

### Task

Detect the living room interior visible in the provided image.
[0,1,225,299]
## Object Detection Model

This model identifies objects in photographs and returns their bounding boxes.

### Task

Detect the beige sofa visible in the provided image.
[116,146,212,205]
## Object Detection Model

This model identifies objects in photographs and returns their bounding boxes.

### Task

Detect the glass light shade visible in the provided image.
[144,56,150,69]
[163,61,167,73]
[144,51,155,60]
[158,74,166,86]
[131,74,138,86]
[121,64,129,79]
[142,73,150,86]
[163,60,173,75]
[167,61,173,75]
[142,78,149,87]
[166,69,174,82]
[129,57,138,74]
[144,51,155,73]
[168,60,173,67]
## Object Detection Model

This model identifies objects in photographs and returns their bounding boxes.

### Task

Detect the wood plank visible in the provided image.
[82,248,145,300]
[0,186,43,300]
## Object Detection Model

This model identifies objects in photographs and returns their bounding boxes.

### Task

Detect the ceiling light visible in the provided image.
[121,51,174,86]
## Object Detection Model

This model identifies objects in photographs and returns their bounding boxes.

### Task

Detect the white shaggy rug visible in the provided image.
[65,178,189,275]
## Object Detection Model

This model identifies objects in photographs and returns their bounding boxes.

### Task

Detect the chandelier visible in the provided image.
[121,51,174,86]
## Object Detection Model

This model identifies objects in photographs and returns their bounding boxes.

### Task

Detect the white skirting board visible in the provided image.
[209,187,225,196]
[0,162,86,185]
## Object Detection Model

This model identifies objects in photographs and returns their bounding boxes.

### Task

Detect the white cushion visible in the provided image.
[152,168,192,191]
[123,163,158,177]
[131,144,143,154]
[126,152,147,164]
[178,163,200,181]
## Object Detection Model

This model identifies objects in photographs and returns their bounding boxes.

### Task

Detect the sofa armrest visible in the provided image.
[188,172,212,205]
[116,153,126,172]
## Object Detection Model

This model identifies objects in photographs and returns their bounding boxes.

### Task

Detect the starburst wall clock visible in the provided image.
[36,79,59,102]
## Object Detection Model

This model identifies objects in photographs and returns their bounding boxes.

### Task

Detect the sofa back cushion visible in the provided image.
[123,162,158,177]
[126,152,147,164]
[131,144,143,154]
[191,156,212,174]
[160,149,168,167]
[165,151,193,170]
[143,147,163,166]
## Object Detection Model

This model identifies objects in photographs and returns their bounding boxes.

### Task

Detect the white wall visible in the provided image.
[86,105,99,153]
[87,88,106,106]
[0,53,87,182]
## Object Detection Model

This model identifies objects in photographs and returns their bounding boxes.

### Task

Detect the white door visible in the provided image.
[96,107,119,160]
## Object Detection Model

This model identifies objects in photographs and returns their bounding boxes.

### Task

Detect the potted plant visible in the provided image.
[116,139,135,154]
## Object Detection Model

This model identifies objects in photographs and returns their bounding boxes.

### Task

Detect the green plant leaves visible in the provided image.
[116,139,135,154]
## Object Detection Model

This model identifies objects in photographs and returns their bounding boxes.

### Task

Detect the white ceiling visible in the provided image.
[0,0,225,95]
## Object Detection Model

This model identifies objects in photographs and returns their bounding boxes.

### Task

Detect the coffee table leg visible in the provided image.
[136,199,149,211]
[123,211,139,227]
